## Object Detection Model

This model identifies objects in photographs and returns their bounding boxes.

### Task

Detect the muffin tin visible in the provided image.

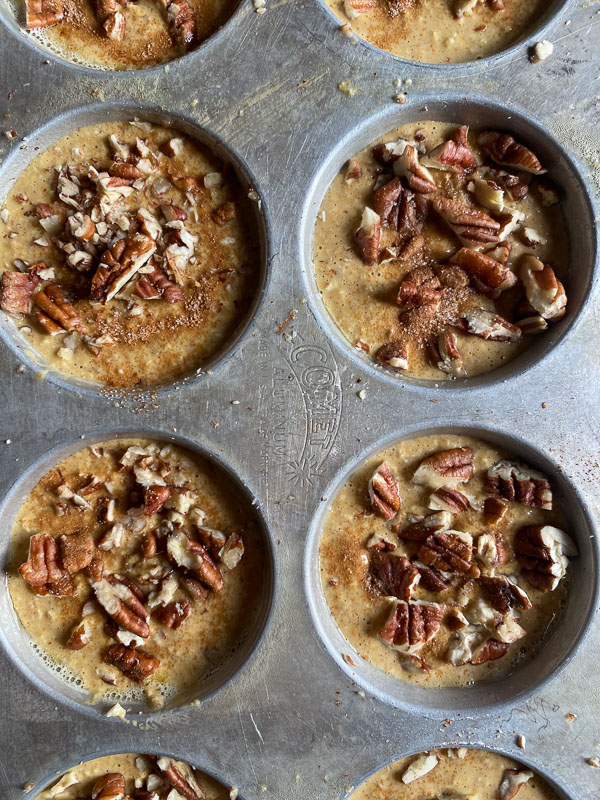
[0,0,599,797]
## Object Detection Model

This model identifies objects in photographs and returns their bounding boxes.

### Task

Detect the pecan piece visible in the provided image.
[498,768,533,800]
[66,618,91,650]
[108,161,144,180]
[103,643,160,682]
[394,510,453,541]
[153,757,206,800]
[397,265,441,309]
[483,496,508,526]
[370,553,420,600]
[91,773,126,800]
[92,576,150,637]
[91,234,156,304]
[412,447,474,489]
[180,575,209,603]
[344,157,362,183]
[58,531,95,574]
[418,531,480,578]
[211,201,236,226]
[354,207,381,265]
[144,485,171,515]
[153,600,192,629]
[134,266,185,303]
[19,533,74,596]
[343,0,377,17]
[479,575,532,613]
[478,131,546,175]
[365,532,397,552]
[519,255,566,321]
[427,329,465,377]
[428,486,471,513]
[475,531,506,567]
[26,0,63,27]
[0,271,39,315]
[379,600,444,653]
[518,314,548,335]
[95,0,125,39]
[514,525,577,591]
[376,340,409,371]
[422,125,476,174]
[393,144,437,193]
[219,531,244,569]
[460,307,521,342]
[373,177,403,228]
[33,283,82,332]
[492,170,529,202]
[432,196,501,246]
[368,462,401,519]
[412,560,449,592]
[163,0,197,49]
[485,459,552,509]
[470,637,510,665]
[449,247,517,299]
[166,531,224,592]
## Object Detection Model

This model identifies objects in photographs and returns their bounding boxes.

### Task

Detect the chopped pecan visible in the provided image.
[434,263,469,289]
[167,531,224,592]
[373,177,403,228]
[368,462,401,519]
[412,447,474,489]
[492,170,529,202]
[496,208,525,242]
[109,160,144,180]
[91,234,156,304]
[454,0,479,18]
[483,496,508,526]
[85,555,105,582]
[517,314,548,335]
[344,157,363,183]
[59,531,95,574]
[25,0,63,28]
[534,178,560,207]
[95,0,125,39]
[144,485,171,515]
[475,531,506,567]
[162,203,188,222]
[393,144,437,193]
[134,265,185,303]
[354,207,381,265]
[497,768,533,800]
[164,0,197,48]
[379,600,444,653]
[479,575,531,613]
[432,196,501,246]
[385,0,417,18]
[397,188,429,234]
[514,524,577,591]
[67,212,96,241]
[519,254,566,321]
[153,600,192,629]
[397,265,441,309]
[195,526,227,558]
[427,329,465,377]
[34,283,82,332]
[422,125,476,174]
[394,510,453,541]
[211,201,236,226]
[92,576,150,637]
[470,637,510,665]
[19,533,74,596]
[449,247,517,299]
[478,131,546,174]
[343,0,377,17]
[103,643,160,682]
[153,757,206,800]
[142,531,158,558]
[482,240,512,264]
[365,532,397,552]
[219,531,245,569]
[419,531,480,578]
[370,553,420,600]
[468,177,505,213]
[428,486,471,513]
[91,773,126,800]
[460,307,521,342]
[180,575,209,603]
[376,340,409,371]
[397,233,426,263]
[66,618,91,650]
[412,560,449,592]
[401,753,439,783]
[485,459,552,509]
[0,271,39,315]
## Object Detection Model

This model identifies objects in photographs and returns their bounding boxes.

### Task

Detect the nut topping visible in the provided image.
[393,144,438,194]
[379,599,444,653]
[449,247,517,299]
[166,531,224,592]
[397,266,441,309]
[418,531,481,578]
[0,271,39,315]
[144,485,172,515]
[422,125,476,174]
[519,254,567,321]
[59,531,95,574]
[343,0,377,18]
[470,637,510,665]
[427,329,465,377]
[19,533,74,596]
[344,157,363,183]
[25,0,64,28]
[370,552,420,600]
[412,447,474,489]
[164,0,197,49]
[33,283,82,332]
[432,196,501,246]
[479,575,532,613]
[66,619,92,650]
[460,307,521,342]
[497,768,533,800]
[91,773,126,800]
[91,234,156,304]
[485,460,552,509]
[394,510,453,541]
[354,207,381,265]
[401,753,439,784]
[483,496,508,526]
[476,531,506,568]
[376,340,409,371]
[92,576,150,638]
[153,600,192,629]
[154,757,206,800]
[478,131,546,175]
[219,531,245,570]
[368,462,401,519]
[428,486,471,513]
[514,525,577,591]
[373,177,403,228]
[103,643,160,682]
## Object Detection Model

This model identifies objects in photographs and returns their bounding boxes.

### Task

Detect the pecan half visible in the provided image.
[482,496,508,526]
[91,773,126,800]
[393,144,437,193]
[412,447,474,489]
[354,207,381,265]
[460,307,521,342]
[497,768,533,800]
[427,329,465,377]
[370,553,420,600]
[379,599,444,653]
[92,576,150,637]
[418,531,480,578]
[19,533,74,596]
[485,460,552,509]
[59,531,95,574]
[166,531,224,592]
[422,125,476,174]
[519,255,566,321]
[479,575,532,613]
[397,188,429,234]
[368,462,401,519]
[514,524,577,591]
[478,131,546,174]
[449,247,517,299]
[475,531,506,567]
[0,271,39,315]
[144,485,171,515]
[33,283,81,332]
[376,340,409,371]
[428,486,471,513]
[134,266,185,303]
[153,757,206,800]
[91,234,156,304]
[397,265,441,309]
[394,510,453,541]
[153,600,192,629]
[25,0,63,27]
[373,177,403,228]
[432,196,501,246]
[103,643,160,682]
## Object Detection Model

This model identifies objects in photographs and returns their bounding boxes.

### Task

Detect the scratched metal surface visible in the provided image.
[0,0,599,798]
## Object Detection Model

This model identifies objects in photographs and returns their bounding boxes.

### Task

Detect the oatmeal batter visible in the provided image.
[0,120,260,388]
[38,753,229,799]
[8,438,266,708]
[350,748,559,800]
[320,433,573,687]
[314,121,567,380]
[332,0,548,64]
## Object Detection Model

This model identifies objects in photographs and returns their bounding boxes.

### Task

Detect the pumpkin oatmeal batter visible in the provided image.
[0,120,260,388]
[7,438,267,709]
[15,0,239,70]
[332,0,549,64]
[349,748,559,800]
[320,433,575,687]
[314,121,568,381]
[38,753,228,799]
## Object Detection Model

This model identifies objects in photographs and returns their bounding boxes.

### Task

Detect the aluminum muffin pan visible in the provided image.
[300,91,598,391]
[304,423,599,718]
[0,101,271,397]
[1,0,600,798]
[0,428,276,718]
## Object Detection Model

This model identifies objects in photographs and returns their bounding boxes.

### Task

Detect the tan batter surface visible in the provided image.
[320,433,569,687]
[314,121,567,380]
[0,120,260,388]
[7,438,266,708]
[38,753,229,799]
[330,0,547,64]
[350,748,559,800]
[15,0,239,70]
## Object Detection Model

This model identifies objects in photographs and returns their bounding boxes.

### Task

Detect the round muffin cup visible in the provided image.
[345,743,573,800]
[315,0,571,72]
[300,90,598,392]
[0,427,276,719]
[303,423,599,718]
[0,101,271,396]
